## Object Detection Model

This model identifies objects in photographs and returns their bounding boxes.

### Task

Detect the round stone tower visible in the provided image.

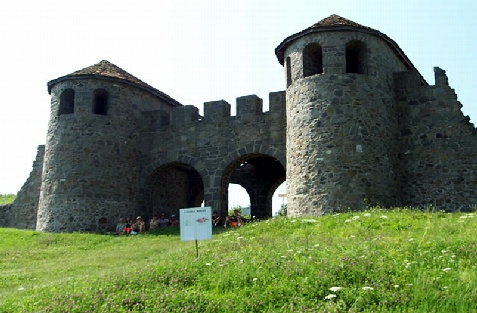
[275,15,424,215]
[36,60,181,232]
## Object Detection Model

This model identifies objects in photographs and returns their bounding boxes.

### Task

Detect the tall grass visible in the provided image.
[0,194,15,205]
[1,208,476,312]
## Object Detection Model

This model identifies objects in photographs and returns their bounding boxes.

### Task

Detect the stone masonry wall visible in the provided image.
[139,92,287,219]
[37,78,174,232]
[284,30,409,215]
[397,68,477,210]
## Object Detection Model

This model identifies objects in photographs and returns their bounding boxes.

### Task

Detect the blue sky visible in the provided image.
[0,0,476,213]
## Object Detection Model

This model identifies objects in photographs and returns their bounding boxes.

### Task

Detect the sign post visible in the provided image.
[180,207,212,257]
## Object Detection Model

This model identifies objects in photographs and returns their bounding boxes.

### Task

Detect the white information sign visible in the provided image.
[180,207,212,241]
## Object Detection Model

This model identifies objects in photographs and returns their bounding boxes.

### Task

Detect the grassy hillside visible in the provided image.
[0,194,15,205]
[1,208,476,312]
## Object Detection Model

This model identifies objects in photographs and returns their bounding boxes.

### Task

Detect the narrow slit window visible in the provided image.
[286,56,292,87]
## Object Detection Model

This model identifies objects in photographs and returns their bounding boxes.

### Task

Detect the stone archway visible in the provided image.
[221,153,285,218]
[142,162,204,219]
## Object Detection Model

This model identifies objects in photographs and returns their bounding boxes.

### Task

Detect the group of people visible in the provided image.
[212,209,243,228]
[116,209,244,234]
[115,213,179,235]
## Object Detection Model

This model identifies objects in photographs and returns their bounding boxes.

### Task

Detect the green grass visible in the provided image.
[0,194,15,205]
[1,208,477,312]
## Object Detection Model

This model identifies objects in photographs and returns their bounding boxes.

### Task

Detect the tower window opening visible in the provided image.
[286,56,292,87]
[93,89,109,115]
[303,43,323,77]
[346,40,366,74]
[59,89,75,116]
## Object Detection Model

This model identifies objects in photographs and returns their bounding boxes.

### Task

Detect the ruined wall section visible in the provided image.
[0,145,45,229]
[396,68,477,210]
[139,91,286,216]
[284,31,410,215]
[37,78,176,232]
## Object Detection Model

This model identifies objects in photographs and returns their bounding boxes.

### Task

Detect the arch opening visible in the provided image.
[93,89,109,115]
[143,162,204,221]
[228,183,250,213]
[272,181,287,216]
[346,40,366,74]
[303,43,323,77]
[59,89,75,116]
[222,154,285,219]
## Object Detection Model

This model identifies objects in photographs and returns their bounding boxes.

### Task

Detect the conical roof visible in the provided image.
[47,60,182,106]
[275,15,425,84]
[308,14,375,30]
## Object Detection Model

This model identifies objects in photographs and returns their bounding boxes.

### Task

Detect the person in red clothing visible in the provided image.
[224,209,241,228]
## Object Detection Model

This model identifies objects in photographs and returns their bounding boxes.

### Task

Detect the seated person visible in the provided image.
[157,213,169,227]
[131,216,146,234]
[212,211,221,227]
[169,214,179,226]
[115,218,127,235]
[224,209,242,228]
[149,215,159,230]
[123,217,132,234]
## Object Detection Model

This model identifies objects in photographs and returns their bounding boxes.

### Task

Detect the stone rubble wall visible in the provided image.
[139,92,287,218]
[0,145,44,229]
[397,68,477,210]
[36,78,173,232]
[284,30,409,215]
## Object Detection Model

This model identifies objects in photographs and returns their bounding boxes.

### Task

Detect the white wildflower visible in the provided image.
[237,236,244,240]
[324,294,337,300]
[253,277,258,282]
[363,213,371,217]
[344,219,352,223]
[17,287,25,291]
[393,285,399,288]
[352,215,360,220]
[442,268,451,272]
[380,215,388,219]
[329,286,343,292]
[362,286,374,290]
[205,263,212,266]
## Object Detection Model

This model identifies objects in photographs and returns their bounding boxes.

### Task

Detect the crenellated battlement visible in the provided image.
[168,91,286,125]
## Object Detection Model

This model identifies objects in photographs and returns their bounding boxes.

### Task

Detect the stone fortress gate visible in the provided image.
[1,15,476,232]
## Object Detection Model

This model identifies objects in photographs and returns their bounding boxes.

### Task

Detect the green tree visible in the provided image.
[277,203,287,216]
[0,194,16,205]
